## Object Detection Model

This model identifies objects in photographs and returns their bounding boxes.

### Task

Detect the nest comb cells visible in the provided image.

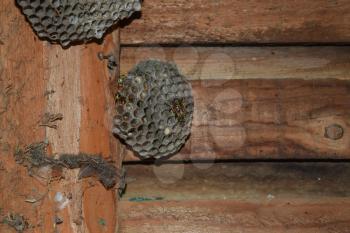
[113,60,194,159]
[16,0,141,47]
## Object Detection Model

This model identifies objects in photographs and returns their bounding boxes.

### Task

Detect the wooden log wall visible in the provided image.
[0,0,122,232]
[120,0,350,161]
[1,0,350,233]
[118,1,350,233]
[120,163,350,233]
[121,47,350,161]
[120,47,350,81]
[120,0,350,44]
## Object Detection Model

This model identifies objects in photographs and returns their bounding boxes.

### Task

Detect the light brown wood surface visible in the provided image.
[123,163,350,201]
[120,163,350,233]
[121,46,350,161]
[124,79,350,161]
[0,0,122,232]
[0,1,49,232]
[120,46,350,80]
[121,200,350,233]
[43,35,120,233]
[2,0,350,232]
[120,0,350,45]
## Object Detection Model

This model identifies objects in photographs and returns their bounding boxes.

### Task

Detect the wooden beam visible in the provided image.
[0,1,50,232]
[120,0,350,45]
[43,34,121,233]
[120,200,350,233]
[120,46,350,80]
[120,163,350,233]
[121,46,350,161]
[122,163,350,201]
[0,0,122,232]
[124,79,350,161]
[79,33,121,233]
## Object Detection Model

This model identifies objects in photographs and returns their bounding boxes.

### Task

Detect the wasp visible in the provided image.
[97,53,117,72]
[117,74,127,89]
[168,98,187,124]
[115,92,126,105]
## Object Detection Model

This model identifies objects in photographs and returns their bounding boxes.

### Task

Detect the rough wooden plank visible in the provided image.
[121,46,350,81]
[0,1,52,232]
[120,200,350,233]
[0,1,122,232]
[120,163,350,233]
[44,43,85,233]
[121,0,350,45]
[79,33,121,233]
[124,79,350,161]
[43,32,121,233]
[122,163,350,201]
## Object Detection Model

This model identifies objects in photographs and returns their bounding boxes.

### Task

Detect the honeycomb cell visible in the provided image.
[16,0,142,47]
[113,60,194,159]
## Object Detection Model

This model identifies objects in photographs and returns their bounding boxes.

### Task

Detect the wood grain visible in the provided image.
[124,79,350,161]
[121,46,350,81]
[123,163,350,201]
[43,33,121,233]
[120,200,350,233]
[0,1,122,232]
[0,1,52,232]
[44,43,85,233]
[120,0,350,45]
[79,33,121,233]
[120,163,350,233]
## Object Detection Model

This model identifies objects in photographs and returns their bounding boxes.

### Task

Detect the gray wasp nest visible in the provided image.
[16,0,141,47]
[113,60,194,159]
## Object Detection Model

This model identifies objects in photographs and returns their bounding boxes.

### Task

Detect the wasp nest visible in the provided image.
[16,0,141,47]
[113,60,194,159]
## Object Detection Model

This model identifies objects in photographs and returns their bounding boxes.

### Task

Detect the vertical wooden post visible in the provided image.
[0,0,49,232]
[0,0,122,232]
[43,32,121,232]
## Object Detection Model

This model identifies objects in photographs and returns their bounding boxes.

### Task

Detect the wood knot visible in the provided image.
[324,124,344,140]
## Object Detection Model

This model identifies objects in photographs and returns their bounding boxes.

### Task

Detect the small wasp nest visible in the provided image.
[16,0,141,47]
[113,60,194,159]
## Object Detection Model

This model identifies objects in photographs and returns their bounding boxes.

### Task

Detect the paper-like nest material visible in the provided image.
[16,0,141,46]
[113,60,194,159]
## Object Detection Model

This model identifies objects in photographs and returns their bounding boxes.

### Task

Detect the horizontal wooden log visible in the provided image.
[123,163,350,201]
[120,0,350,45]
[120,163,350,233]
[120,200,350,233]
[120,46,350,80]
[124,79,350,161]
